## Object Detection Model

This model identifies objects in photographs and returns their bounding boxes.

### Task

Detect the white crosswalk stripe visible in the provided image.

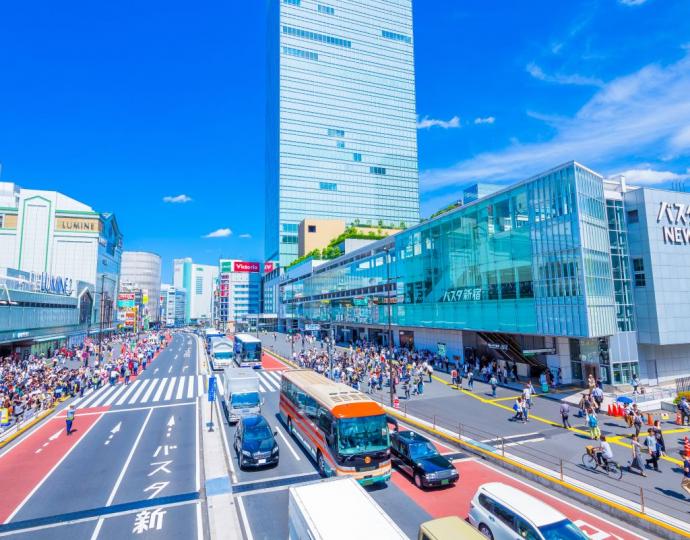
[88,384,119,408]
[186,375,195,399]
[152,377,168,402]
[128,379,150,404]
[164,377,177,401]
[103,384,128,406]
[175,377,185,400]
[197,375,204,395]
[115,380,141,406]
[257,370,283,393]
[140,379,159,403]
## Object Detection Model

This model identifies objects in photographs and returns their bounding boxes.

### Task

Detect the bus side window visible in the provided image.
[317,406,332,434]
[304,394,318,421]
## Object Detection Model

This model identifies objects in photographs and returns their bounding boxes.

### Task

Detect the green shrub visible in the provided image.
[673,391,690,404]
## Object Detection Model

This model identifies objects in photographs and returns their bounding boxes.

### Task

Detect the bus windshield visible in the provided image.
[242,342,261,360]
[337,414,389,455]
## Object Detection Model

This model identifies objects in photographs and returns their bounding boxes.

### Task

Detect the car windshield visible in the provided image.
[539,520,589,540]
[408,441,438,460]
[244,424,272,441]
[337,414,389,455]
[232,392,260,409]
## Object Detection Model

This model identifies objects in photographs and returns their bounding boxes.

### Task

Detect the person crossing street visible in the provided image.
[65,405,76,435]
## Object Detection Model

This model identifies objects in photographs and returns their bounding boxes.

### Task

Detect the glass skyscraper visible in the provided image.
[266,0,420,267]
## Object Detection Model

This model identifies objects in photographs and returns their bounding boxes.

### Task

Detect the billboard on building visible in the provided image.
[220,260,262,273]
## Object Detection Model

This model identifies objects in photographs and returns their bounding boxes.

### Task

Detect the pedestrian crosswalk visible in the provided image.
[216,370,283,397]
[72,375,206,409]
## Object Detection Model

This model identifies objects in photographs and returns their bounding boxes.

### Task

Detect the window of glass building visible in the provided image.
[317,4,334,14]
[381,30,412,44]
[283,0,300,4]
[353,153,362,162]
[633,258,646,287]
[327,128,345,137]
[626,209,639,223]
[370,167,386,175]
[283,223,298,232]
[308,225,317,233]
[319,182,337,191]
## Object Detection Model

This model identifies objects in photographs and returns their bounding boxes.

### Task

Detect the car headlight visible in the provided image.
[272,445,279,454]
[424,472,438,480]
[242,450,252,457]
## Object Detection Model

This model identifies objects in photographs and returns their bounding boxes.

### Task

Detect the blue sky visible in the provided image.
[1,0,689,280]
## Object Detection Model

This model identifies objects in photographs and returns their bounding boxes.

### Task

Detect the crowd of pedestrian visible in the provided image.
[0,331,167,433]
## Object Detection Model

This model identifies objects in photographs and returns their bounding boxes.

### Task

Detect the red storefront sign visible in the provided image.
[233,261,260,273]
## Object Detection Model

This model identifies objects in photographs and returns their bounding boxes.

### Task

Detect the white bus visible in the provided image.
[233,333,262,368]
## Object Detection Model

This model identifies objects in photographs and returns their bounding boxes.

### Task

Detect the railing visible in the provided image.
[0,401,54,443]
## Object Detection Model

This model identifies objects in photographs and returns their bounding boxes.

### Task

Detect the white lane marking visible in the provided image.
[140,379,159,403]
[88,385,119,408]
[258,382,267,393]
[4,413,105,524]
[186,376,195,399]
[164,377,177,401]
[216,399,237,484]
[175,377,185,400]
[260,373,278,392]
[236,497,254,540]
[103,385,129,407]
[275,423,301,461]
[90,408,153,540]
[152,378,168,403]
[195,501,203,540]
[128,379,150,404]
[217,378,225,396]
[197,375,204,395]
[266,371,282,385]
[115,380,140,406]
[77,386,109,409]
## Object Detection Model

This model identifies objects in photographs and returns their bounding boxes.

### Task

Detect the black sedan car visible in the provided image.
[390,430,458,488]
[233,414,279,469]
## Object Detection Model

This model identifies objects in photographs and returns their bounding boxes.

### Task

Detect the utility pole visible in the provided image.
[98,274,105,364]
[328,317,335,380]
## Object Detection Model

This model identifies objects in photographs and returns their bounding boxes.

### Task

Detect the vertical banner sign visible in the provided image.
[208,375,216,402]
[0,408,9,427]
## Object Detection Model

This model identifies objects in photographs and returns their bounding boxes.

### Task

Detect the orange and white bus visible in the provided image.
[279,369,391,486]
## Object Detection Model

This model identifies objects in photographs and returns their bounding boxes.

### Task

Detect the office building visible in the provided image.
[215,260,265,332]
[120,251,162,325]
[161,284,187,328]
[280,162,690,386]
[173,258,218,324]
[266,0,420,267]
[0,181,122,332]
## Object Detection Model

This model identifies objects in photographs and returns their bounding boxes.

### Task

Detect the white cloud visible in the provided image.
[619,0,647,6]
[526,63,604,87]
[239,233,252,239]
[417,115,460,129]
[163,194,192,204]
[616,168,689,185]
[203,228,232,238]
[474,116,496,125]
[420,52,690,191]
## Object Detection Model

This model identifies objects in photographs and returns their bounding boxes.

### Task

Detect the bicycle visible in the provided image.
[582,447,623,480]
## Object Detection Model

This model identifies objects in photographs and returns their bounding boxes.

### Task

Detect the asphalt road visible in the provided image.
[226,334,653,540]
[0,333,204,540]
[256,332,690,527]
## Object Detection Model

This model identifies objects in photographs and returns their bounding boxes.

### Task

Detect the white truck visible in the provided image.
[288,477,408,540]
[223,367,261,424]
[210,338,234,371]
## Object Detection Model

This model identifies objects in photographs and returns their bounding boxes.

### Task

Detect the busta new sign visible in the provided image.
[658,202,690,245]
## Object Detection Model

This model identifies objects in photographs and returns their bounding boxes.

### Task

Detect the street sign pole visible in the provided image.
[208,375,217,432]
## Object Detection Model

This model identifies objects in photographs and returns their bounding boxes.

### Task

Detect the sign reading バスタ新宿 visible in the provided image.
[658,202,690,245]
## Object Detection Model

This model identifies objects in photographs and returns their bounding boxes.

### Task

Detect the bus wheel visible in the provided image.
[317,452,327,477]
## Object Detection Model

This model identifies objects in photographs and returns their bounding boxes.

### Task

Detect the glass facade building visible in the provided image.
[265,0,420,267]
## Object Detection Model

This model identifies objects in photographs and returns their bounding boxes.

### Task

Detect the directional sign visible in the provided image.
[208,375,217,403]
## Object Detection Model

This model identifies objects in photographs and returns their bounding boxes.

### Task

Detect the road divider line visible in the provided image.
[236,496,254,540]
[90,408,153,540]
[275,423,301,461]
[217,378,225,396]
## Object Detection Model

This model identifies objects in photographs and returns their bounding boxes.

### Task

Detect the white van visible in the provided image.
[468,482,588,540]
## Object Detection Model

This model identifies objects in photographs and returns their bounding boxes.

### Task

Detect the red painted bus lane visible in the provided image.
[262,351,290,370]
[0,407,106,523]
[391,459,641,540]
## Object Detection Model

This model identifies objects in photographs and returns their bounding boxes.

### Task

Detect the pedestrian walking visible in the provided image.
[652,420,666,455]
[66,405,76,435]
[630,374,640,395]
[489,375,498,397]
[450,368,459,388]
[680,397,690,426]
[587,410,601,440]
[559,401,571,429]
[467,371,474,391]
[426,363,433,383]
[522,384,532,409]
[644,428,661,472]
[629,434,647,477]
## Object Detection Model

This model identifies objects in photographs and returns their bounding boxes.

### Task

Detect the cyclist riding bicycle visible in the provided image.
[593,435,614,466]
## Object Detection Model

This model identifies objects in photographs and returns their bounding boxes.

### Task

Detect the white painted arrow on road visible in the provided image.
[167,416,175,427]
[105,422,122,445]
[48,429,62,441]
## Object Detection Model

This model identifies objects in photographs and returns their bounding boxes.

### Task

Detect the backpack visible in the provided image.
[588,414,598,428]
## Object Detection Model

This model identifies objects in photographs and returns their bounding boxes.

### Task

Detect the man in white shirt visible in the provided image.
[595,435,614,466]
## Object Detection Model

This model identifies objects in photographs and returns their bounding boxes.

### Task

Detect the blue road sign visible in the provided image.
[208,375,216,402]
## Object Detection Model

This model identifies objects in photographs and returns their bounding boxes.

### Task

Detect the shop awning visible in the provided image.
[33,334,67,343]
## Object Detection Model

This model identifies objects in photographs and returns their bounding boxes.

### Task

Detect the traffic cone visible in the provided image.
[684,437,690,458]
[647,413,654,426]
[677,411,683,425]
[617,404,624,417]
[607,403,613,416]
[393,396,400,410]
